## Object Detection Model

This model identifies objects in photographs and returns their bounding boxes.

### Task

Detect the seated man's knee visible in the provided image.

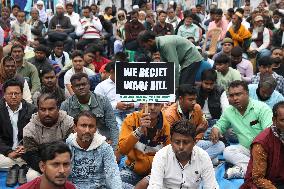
[0,154,16,168]
[223,145,238,160]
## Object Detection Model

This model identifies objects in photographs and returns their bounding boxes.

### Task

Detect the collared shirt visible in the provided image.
[248,84,284,109]
[153,22,174,36]
[6,102,23,150]
[237,59,254,83]
[148,145,219,189]
[213,98,273,149]
[216,67,242,91]
[78,96,92,111]
[177,23,200,42]
[10,20,32,42]
[17,60,41,94]
[251,72,284,96]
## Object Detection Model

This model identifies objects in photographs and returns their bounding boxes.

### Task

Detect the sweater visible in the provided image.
[23,110,74,172]
[66,133,122,189]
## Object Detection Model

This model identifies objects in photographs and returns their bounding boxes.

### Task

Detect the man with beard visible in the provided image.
[248,15,271,59]
[271,47,284,76]
[118,103,170,187]
[138,31,203,87]
[272,18,284,48]
[196,69,228,127]
[124,11,145,51]
[226,12,251,51]
[248,74,284,109]
[18,141,76,189]
[76,6,102,51]
[60,73,118,150]
[27,8,45,40]
[23,93,74,176]
[47,3,74,52]
[32,65,65,107]
[66,111,122,188]
[28,45,61,75]
[11,44,41,95]
[211,81,273,179]
[148,120,218,188]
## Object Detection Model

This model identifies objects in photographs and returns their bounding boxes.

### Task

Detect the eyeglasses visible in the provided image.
[5,92,22,97]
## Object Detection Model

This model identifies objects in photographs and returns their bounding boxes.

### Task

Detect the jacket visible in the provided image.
[48,15,74,34]
[66,133,122,189]
[60,92,118,149]
[118,111,171,176]
[23,110,73,172]
[0,99,36,156]
[272,29,283,48]
[163,102,205,140]
[196,85,224,119]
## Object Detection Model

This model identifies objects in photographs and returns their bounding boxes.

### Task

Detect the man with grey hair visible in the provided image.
[248,73,284,108]
[27,8,45,40]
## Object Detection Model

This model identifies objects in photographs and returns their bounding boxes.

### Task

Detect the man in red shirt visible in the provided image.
[18,141,75,189]
[91,45,111,73]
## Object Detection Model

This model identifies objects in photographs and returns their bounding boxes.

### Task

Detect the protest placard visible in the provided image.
[116,62,175,103]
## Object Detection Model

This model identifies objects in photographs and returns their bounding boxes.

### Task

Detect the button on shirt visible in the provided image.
[213,99,273,149]
[148,145,219,189]
[6,102,23,150]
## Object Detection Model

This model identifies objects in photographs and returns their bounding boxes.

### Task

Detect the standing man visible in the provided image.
[210,81,273,179]
[138,31,203,86]
[11,44,41,94]
[18,141,76,189]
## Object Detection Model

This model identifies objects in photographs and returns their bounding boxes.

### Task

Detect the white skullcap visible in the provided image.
[36,0,44,5]
[133,5,139,9]
[56,3,64,8]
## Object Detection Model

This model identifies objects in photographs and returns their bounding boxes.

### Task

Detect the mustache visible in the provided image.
[55,174,66,178]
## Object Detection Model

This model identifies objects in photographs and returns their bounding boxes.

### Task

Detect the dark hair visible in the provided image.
[235,8,244,14]
[201,68,217,82]
[215,54,230,64]
[70,72,89,85]
[227,8,234,15]
[71,50,84,60]
[105,62,115,73]
[258,56,273,66]
[2,56,16,65]
[34,44,48,54]
[137,31,156,42]
[170,119,196,139]
[37,93,60,108]
[196,4,202,8]
[105,6,112,12]
[273,101,284,117]
[65,3,73,8]
[74,111,97,125]
[177,84,197,98]
[11,44,24,53]
[231,46,243,57]
[228,80,249,92]
[130,10,138,16]
[17,10,25,15]
[158,10,167,16]
[271,47,283,53]
[84,48,95,55]
[39,65,56,80]
[90,4,97,8]
[3,78,23,93]
[259,73,277,90]
[281,18,284,25]
[215,8,223,15]
[184,13,195,19]
[273,10,282,17]
[210,8,216,14]
[82,6,91,12]
[114,52,128,62]
[12,4,21,10]
[54,41,64,48]
[40,141,72,162]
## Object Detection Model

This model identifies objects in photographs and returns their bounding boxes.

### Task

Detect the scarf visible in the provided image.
[271,124,284,144]
[228,24,252,46]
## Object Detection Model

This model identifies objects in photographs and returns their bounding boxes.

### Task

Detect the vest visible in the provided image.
[196,85,224,119]
[242,127,284,188]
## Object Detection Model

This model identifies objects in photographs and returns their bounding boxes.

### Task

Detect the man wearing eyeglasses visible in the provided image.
[0,79,37,187]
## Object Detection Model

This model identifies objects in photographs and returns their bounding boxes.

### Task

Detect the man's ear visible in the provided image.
[73,124,77,133]
[39,161,45,173]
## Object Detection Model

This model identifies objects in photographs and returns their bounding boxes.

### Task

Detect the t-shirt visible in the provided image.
[17,177,76,189]
[92,57,111,73]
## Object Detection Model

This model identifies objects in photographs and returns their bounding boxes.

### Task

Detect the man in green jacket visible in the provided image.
[138,31,203,87]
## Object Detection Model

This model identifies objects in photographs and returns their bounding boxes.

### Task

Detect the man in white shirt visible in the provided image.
[64,51,95,97]
[248,15,271,59]
[65,3,80,40]
[76,6,102,50]
[95,62,138,129]
[0,79,38,186]
[148,119,219,189]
